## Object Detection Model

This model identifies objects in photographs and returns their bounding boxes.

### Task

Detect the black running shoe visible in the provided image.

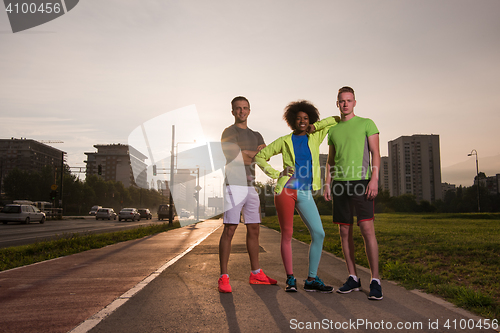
[304,276,334,293]
[337,276,361,294]
[285,276,297,292]
[368,280,383,300]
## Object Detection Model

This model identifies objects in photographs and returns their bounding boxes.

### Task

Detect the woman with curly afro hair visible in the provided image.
[255,100,339,293]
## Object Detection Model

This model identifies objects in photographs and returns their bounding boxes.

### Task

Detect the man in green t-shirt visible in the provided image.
[324,86,383,300]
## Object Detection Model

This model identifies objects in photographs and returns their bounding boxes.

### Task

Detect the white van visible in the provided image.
[89,205,102,216]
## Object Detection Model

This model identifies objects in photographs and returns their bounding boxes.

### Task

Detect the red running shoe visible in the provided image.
[249,270,277,285]
[218,275,232,293]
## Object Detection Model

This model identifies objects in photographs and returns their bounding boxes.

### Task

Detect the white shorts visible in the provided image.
[223,185,261,224]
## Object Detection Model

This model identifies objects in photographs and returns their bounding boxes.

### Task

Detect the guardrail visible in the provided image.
[45,208,63,219]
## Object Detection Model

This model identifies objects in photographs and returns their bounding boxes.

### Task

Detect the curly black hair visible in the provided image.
[283,100,320,130]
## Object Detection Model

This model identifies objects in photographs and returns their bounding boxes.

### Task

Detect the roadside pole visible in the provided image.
[169,125,175,225]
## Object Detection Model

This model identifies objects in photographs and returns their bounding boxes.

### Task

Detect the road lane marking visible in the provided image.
[69,222,222,333]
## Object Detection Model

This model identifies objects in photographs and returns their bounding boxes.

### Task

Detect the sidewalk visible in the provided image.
[0,220,495,333]
[0,220,220,333]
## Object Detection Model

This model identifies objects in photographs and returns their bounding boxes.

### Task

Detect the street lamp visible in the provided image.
[194,166,200,222]
[467,149,480,212]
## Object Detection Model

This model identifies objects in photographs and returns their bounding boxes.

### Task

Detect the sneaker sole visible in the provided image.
[336,287,361,294]
[368,295,383,300]
[218,288,232,293]
[304,288,334,293]
[249,280,276,285]
[285,288,297,292]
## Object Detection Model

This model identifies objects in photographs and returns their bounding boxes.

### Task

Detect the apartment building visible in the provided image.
[84,144,148,188]
[479,174,500,195]
[379,156,390,192]
[0,137,64,180]
[388,134,442,203]
[441,182,456,198]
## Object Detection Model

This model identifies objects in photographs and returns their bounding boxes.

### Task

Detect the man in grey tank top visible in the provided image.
[218,96,277,293]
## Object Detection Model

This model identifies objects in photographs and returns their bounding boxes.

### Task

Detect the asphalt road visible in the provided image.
[0,216,176,248]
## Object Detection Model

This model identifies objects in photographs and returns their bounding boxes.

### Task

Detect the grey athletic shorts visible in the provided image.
[223,185,261,224]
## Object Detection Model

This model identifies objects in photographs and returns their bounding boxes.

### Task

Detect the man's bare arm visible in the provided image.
[366,133,380,200]
[241,144,266,165]
[324,145,336,201]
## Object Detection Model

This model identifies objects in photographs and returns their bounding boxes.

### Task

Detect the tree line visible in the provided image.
[1,166,168,215]
[3,166,498,216]
[255,181,500,215]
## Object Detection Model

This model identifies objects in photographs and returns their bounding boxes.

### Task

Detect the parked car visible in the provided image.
[0,204,46,224]
[138,208,152,220]
[180,209,190,218]
[95,208,117,220]
[89,205,102,216]
[118,208,141,221]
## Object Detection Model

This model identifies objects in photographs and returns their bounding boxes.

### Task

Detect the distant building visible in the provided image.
[157,180,171,198]
[379,156,390,192]
[388,134,442,203]
[441,182,456,198]
[479,174,500,195]
[84,144,148,188]
[173,169,197,214]
[156,170,197,213]
[0,137,65,185]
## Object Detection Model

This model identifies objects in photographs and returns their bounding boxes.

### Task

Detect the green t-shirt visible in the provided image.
[327,116,379,181]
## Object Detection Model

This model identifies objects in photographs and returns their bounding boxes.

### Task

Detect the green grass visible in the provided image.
[261,212,500,319]
[0,222,181,271]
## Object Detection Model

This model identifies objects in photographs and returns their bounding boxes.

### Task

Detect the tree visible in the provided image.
[390,194,418,212]
[3,168,31,200]
[417,200,435,213]
[312,194,331,215]
[375,189,393,213]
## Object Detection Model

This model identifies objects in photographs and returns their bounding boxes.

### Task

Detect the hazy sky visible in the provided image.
[1,0,499,189]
